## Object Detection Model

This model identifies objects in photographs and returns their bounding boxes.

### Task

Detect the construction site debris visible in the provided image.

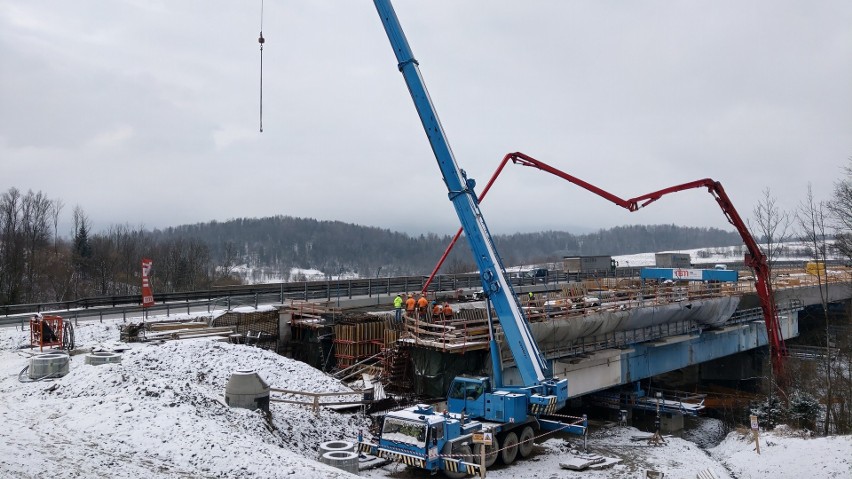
[559,454,605,470]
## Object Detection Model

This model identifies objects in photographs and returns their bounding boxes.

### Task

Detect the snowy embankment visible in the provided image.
[710,426,852,478]
[0,318,366,478]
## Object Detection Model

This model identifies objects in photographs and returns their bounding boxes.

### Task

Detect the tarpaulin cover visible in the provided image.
[410,348,487,397]
[505,296,741,360]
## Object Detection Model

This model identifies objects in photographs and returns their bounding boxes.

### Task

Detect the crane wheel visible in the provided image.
[442,443,473,479]
[473,434,499,468]
[518,426,535,458]
[500,431,519,465]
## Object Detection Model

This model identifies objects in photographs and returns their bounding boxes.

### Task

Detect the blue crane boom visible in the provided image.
[372,0,547,387]
[360,3,586,476]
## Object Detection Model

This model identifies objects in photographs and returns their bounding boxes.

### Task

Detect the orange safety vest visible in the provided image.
[405,297,416,311]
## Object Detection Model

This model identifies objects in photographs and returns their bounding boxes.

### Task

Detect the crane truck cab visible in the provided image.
[366,376,584,477]
[370,403,481,477]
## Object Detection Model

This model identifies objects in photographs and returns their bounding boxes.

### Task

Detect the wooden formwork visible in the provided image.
[384,328,400,347]
[332,315,389,370]
[381,343,412,391]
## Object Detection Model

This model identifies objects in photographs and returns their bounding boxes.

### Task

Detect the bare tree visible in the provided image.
[828,158,852,262]
[827,157,852,433]
[20,190,52,302]
[750,187,792,280]
[216,241,240,284]
[0,188,23,303]
[748,188,794,409]
[796,183,833,434]
[51,198,64,254]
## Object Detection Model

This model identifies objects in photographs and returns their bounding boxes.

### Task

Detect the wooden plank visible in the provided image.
[399,338,490,351]
[148,322,209,331]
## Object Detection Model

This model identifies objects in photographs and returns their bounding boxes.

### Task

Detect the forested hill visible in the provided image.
[153,216,742,278]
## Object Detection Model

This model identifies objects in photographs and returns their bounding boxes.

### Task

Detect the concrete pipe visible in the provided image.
[224,369,270,412]
[321,450,359,475]
[28,352,70,380]
[85,351,122,366]
[320,440,354,454]
[318,440,354,463]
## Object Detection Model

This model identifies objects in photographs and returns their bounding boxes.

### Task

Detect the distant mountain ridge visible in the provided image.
[152,216,742,281]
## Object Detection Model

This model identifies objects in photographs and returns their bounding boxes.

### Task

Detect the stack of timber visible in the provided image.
[211,309,278,350]
[121,320,233,342]
[399,308,497,353]
[332,315,388,370]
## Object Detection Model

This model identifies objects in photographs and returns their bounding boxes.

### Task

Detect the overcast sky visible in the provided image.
[2,1,851,238]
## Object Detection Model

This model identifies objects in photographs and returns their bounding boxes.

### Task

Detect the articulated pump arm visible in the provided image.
[625,175,787,375]
[372,1,549,386]
[424,151,786,375]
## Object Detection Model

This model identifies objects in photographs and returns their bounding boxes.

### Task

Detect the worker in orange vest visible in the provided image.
[442,302,453,320]
[432,301,442,321]
[405,294,416,317]
[417,293,429,320]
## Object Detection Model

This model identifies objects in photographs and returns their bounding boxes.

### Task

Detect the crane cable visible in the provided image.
[258,0,265,132]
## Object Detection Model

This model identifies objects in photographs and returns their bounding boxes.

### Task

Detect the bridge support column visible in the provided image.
[660,412,684,433]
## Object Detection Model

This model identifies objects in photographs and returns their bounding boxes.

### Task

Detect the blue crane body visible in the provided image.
[359,1,587,476]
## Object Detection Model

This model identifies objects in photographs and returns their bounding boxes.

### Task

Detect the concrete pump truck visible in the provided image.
[358,2,587,477]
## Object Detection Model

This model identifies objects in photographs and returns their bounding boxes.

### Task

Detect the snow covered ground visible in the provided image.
[2,315,850,478]
[0,317,366,478]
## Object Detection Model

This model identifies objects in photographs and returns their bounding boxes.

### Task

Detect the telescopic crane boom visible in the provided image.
[372,2,547,386]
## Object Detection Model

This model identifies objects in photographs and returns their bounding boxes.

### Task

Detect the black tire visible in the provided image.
[518,426,535,458]
[442,443,473,479]
[473,434,499,468]
[500,431,519,465]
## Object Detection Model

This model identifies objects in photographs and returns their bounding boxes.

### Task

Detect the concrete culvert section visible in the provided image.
[84,351,122,366]
[224,369,270,412]
[319,440,354,454]
[321,450,359,475]
[28,352,70,380]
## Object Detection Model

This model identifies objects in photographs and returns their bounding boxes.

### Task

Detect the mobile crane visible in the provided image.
[359,1,586,477]
[421,151,787,377]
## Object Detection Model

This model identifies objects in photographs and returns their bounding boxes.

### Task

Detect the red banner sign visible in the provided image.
[142,258,154,308]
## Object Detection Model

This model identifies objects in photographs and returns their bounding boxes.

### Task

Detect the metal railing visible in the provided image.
[0,268,645,318]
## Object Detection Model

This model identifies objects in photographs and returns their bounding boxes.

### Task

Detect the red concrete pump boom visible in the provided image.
[423,151,786,375]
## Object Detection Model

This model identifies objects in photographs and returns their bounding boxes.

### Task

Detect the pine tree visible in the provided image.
[74,222,92,260]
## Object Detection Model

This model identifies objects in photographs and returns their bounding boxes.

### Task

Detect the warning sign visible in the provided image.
[471,432,493,446]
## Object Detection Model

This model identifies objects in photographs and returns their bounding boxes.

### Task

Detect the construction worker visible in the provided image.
[432,301,442,321]
[442,302,453,321]
[405,293,416,318]
[393,293,404,323]
[417,293,429,320]
[528,291,535,307]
